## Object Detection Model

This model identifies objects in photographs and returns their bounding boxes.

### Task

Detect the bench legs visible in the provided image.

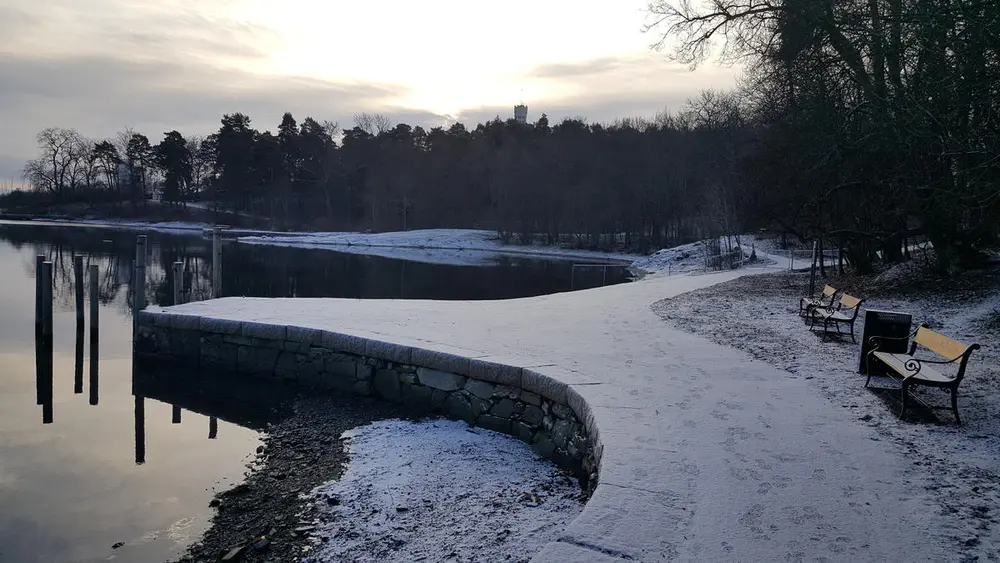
[900,381,910,420]
[951,388,962,425]
[900,382,962,425]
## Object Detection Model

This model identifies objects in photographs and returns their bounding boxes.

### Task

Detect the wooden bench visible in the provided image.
[809,293,864,342]
[799,284,839,317]
[866,324,980,424]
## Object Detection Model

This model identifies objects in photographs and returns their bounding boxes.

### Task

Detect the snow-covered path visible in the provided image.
[153,269,951,561]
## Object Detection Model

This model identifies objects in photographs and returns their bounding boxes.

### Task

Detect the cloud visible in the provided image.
[0,2,739,174]
[0,51,419,168]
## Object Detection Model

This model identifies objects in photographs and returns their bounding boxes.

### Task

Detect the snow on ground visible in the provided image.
[630,234,793,275]
[301,419,583,563]
[26,217,210,234]
[239,228,641,265]
[653,268,1000,560]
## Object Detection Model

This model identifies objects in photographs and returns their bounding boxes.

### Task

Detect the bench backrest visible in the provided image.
[911,325,981,383]
[913,327,975,359]
[821,285,837,298]
[839,294,862,311]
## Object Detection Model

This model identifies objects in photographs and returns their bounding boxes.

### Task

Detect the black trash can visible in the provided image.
[858,309,913,375]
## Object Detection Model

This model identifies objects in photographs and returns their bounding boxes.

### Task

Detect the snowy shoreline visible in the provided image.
[237,228,643,266]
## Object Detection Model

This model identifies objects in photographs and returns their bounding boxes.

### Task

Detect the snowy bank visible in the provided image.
[302,419,583,563]
[238,228,642,265]
[22,217,210,234]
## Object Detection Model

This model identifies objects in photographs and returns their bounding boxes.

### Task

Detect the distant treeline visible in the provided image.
[11,0,1000,274]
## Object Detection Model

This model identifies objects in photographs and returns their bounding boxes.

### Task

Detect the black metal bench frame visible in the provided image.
[866,323,981,424]
[799,285,839,318]
[809,296,864,343]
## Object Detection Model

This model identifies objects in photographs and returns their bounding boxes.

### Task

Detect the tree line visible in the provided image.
[17,107,749,254]
[13,0,1000,273]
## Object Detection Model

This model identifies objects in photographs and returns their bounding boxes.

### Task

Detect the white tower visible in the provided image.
[514,104,528,124]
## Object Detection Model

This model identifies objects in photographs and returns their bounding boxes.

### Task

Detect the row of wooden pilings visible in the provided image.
[33,228,224,462]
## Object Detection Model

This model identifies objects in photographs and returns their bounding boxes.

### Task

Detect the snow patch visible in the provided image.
[28,217,209,234]
[239,228,641,266]
[303,419,583,563]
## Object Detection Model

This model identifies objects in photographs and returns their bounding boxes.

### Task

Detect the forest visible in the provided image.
[6,0,1000,274]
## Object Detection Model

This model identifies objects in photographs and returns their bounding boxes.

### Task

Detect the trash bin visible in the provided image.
[858,309,913,375]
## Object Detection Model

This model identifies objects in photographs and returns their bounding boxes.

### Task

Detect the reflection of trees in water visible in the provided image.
[1,223,633,303]
[0,225,214,314]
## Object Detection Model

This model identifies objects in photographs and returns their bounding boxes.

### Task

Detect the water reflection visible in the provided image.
[0,221,631,304]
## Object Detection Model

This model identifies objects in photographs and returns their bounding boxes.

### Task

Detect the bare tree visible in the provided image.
[353,112,392,136]
[25,128,85,196]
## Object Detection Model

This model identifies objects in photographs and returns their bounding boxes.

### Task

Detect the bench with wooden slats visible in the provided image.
[799,284,838,317]
[809,293,864,342]
[866,324,981,424]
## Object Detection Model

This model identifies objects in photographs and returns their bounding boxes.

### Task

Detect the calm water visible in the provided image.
[0,221,629,563]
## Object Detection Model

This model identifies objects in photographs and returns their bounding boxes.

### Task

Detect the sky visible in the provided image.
[0,0,740,186]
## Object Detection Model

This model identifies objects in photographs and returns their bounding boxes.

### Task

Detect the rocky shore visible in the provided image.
[173,394,415,563]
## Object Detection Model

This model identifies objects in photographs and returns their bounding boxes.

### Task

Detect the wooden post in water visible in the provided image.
[39,322,53,424]
[134,394,146,464]
[209,416,218,439]
[88,263,100,405]
[212,228,222,298]
[173,261,184,305]
[74,255,84,323]
[42,261,53,336]
[74,321,84,394]
[89,325,99,406]
[135,235,147,312]
[89,265,99,332]
[35,255,44,329]
[172,405,182,424]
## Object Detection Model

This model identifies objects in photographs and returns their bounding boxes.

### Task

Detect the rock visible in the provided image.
[445,393,475,423]
[396,506,409,512]
[293,526,316,536]
[250,537,270,552]
[326,494,341,506]
[464,379,496,400]
[515,422,534,443]
[552,419,574,449]
[209,499,221,507]
[491,398,517,419]
[521,405,544,426]
[111,542,125,550]
[469,396,491,417]
[220,545,245,561]
[478,414,510,434]
[374,369,402,402]
[552,403,574,419]
[416,368,465,391]
[401,383,433,406]
[520,391,542,406]
[532,435,557,458]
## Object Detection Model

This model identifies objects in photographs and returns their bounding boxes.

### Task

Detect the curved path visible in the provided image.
[153,269,948,561]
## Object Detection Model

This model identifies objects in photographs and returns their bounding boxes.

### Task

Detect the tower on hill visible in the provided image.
[514,104,528,124]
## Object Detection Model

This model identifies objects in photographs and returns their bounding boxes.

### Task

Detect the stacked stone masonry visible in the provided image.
[135,312,598,487]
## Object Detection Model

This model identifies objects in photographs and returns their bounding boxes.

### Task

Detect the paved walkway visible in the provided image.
[157,269,948,561]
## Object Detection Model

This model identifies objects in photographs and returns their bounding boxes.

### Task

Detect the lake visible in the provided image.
[0,221,629,563]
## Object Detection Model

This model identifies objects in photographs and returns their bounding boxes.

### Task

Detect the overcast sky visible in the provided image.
[0,0,739,184]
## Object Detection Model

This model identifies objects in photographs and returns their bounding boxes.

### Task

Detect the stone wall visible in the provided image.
[135,312,598,488]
